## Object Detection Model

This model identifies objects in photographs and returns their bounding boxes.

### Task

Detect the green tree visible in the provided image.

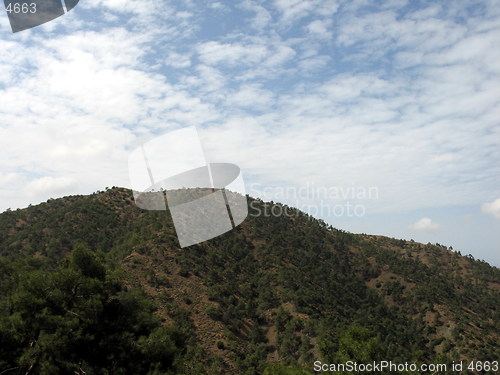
[334,325,383,374]
[0,246,184,374]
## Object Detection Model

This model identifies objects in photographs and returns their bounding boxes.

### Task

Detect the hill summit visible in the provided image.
[0,187,498,374]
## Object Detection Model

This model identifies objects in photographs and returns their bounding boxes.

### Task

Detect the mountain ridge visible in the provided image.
[0,187,498,374]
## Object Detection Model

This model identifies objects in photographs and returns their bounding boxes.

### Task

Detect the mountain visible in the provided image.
[0,187,498,374]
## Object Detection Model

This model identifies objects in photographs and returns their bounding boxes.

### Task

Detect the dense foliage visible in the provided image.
[0,245,185,374]
[0,188,498,374]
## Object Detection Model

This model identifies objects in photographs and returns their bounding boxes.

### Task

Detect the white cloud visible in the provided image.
[0,3,221,211]
[82,0,173,18]
[197,41,268,66]
[482,198,500,219]
[165,51,192,68]
[227,85,275,111]
[274,0,315,23]
[240,0,272,30]
[273,0,339,24]
[194,38,296,82]
[210,2,225,10]
[24,176,78,197]
[410,218,443,232]
[306,20,332,38]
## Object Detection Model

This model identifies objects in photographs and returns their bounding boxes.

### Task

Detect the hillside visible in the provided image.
[0,187,498,374]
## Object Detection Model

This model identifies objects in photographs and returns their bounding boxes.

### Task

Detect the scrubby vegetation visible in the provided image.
[0,188,498,374]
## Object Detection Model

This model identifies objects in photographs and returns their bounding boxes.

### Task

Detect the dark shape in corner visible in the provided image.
[64,0,79,11]
[4,0,80,33]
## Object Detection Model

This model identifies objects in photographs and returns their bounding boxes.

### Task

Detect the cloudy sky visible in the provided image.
[0,0,499,265]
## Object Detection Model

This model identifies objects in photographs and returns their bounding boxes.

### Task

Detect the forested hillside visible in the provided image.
[0,187,498,374]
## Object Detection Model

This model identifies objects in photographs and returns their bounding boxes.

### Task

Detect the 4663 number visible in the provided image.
[5,2,37,14]
[468,361,499,372]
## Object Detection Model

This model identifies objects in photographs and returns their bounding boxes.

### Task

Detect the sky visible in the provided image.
[0,0,499,265]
